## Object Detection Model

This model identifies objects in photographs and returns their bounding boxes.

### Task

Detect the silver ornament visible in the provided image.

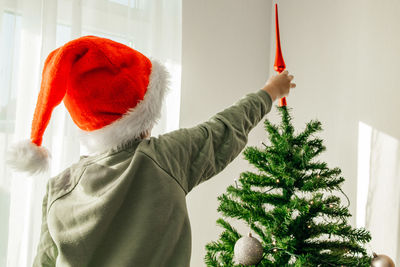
[371,252,395,267]
[234,232,264,266]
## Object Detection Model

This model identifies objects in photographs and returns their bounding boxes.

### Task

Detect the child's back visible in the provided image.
[35,89,272,266]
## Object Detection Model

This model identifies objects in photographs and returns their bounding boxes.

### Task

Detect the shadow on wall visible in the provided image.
[356,121,400,264]
[0,186,10,267]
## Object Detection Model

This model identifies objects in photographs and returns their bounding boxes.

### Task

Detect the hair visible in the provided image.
[139,129,151,139]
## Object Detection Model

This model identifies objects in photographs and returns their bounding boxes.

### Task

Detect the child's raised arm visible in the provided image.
[140,71,295,194]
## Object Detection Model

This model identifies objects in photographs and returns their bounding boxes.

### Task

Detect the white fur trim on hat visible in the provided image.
[78,59,170,154]
[6,140,50,175]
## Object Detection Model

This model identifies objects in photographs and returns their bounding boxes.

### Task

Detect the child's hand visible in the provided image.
[262,70,296,102]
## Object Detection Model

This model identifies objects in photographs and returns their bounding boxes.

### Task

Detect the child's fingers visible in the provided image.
[281,70,289,75]
[288,75,294,81]
[290,83,296,88]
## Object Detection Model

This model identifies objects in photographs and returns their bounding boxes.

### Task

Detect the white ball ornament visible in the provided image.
[234,233,264,266]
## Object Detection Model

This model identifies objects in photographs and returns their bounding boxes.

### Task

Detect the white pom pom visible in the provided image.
[6,140,51,175]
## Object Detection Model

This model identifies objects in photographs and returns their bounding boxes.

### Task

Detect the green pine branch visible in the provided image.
[205,106,372,266]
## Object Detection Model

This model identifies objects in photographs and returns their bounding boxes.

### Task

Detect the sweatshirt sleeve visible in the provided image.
[32,182,58,267]
[141,90,273,194]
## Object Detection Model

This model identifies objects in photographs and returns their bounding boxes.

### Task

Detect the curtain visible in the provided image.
[0,0,181,266]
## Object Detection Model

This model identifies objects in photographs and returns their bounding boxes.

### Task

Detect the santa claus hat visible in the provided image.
[7,35,169,174]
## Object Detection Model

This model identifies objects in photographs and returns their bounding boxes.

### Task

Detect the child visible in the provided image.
[7,36,295,267]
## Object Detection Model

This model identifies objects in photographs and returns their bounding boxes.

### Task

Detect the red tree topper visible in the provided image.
[274,3,287,107]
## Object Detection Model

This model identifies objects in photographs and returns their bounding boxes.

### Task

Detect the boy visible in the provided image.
[7,36,295,267]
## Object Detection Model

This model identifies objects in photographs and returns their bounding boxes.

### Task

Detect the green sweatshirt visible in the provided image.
[33,90,272,267]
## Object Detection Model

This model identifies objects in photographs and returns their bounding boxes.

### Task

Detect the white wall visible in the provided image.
[275,1,400,261]
[182,1,273,264]
[181,0,400,266]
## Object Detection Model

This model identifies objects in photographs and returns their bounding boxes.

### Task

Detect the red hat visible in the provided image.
[7,35,169,174]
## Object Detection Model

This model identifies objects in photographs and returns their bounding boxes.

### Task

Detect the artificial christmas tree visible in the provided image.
[204,105,372,266]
